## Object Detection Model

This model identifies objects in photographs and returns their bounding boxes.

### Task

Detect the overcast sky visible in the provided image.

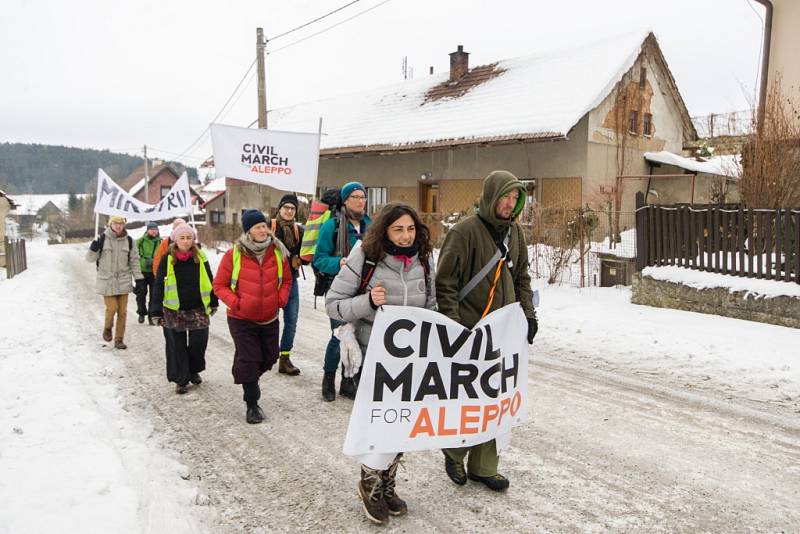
[0,0,764,167]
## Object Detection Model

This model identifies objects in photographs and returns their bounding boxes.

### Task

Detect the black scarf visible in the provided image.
[383,238,421,258]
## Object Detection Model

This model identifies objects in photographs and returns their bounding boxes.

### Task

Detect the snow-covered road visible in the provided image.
[2,241,799,533]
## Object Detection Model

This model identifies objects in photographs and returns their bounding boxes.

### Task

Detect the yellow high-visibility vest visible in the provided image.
[230,244,283,292]
[163,249,213,315]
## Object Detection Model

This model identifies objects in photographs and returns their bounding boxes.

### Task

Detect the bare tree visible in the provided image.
[739,74,800,208]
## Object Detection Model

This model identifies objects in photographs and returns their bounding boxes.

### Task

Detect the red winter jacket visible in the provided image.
[213,243,292,323]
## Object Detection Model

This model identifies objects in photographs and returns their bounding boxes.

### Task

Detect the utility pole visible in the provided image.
[143,144,149,204]
[256,27,267,209]
[257,27,267,129]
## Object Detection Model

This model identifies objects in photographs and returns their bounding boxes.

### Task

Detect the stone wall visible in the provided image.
[631,273,800,329]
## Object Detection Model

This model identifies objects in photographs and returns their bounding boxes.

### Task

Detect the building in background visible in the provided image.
[259,31,697,216]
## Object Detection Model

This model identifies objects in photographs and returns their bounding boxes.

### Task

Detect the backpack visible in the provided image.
[299,198,334,264]
[95,232,133,270]
[302,192,344,302]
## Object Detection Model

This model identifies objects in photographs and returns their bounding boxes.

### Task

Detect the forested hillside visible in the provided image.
[0,143,196,193]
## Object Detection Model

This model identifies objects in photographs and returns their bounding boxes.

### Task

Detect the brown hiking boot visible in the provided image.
[114,340,127,350]
[382,454,407,516]
[102,328,112,342]
[278,354,300,376]
[358,465,389,525]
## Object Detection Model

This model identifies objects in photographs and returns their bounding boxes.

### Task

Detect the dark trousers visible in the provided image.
[227,317,280,384]
[164,327,208,386]
[136,272,155,317]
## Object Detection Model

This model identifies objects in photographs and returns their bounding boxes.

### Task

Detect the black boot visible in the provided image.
[138,314,145,324]
[243,382,263,423]
[322,373,336,402]
[339,377,356,399]
[246,402,264,424]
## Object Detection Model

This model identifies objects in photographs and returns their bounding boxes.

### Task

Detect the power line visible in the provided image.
[269,0,361,42]
[220,69,258,123]
[269,0,393,55]
[174,59,257,161]
[175,0,393,162]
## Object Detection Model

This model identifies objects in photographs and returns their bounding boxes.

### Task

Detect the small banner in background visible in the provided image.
[94,169,192,220]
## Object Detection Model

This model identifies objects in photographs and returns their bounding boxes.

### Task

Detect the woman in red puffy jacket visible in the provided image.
[213,209,292,424]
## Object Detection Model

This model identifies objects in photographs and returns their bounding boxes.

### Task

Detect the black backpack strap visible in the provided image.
[95,233,106,269]
[95,234,133,269]
[356,255,378,296]
[421,255,432,297]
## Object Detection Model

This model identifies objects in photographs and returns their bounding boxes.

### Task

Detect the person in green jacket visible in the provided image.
[135,222,162,324]
[435,170,539,492]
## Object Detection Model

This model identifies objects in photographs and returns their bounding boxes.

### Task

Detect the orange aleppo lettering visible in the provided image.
[482,404,500,432]
[409,408,434,438]
[436,406,457,436]
[460,405,480,434]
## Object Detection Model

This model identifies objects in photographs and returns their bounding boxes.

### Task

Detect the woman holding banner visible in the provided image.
[326,202,436,525]
[150,223,218,394]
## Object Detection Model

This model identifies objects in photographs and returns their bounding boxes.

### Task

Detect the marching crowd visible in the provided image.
[85,170,539,526]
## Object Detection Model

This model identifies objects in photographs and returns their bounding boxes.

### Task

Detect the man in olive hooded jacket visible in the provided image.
[436,170,538,492]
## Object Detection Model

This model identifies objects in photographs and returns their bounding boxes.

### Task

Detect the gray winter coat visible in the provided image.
[326,246,436,352]
[85,227,144,296]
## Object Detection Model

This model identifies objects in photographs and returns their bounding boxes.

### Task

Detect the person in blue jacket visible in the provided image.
[312,181,371,402]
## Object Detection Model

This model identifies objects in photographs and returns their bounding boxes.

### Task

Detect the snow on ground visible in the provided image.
[642,265,800,298]
[1,239,798,531]
[0,239,210,533]
[533,279,800,404]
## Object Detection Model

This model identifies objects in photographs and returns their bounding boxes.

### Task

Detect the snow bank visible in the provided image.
[535,281,800,401]
[0,240,205,532]
[642,265,800,299]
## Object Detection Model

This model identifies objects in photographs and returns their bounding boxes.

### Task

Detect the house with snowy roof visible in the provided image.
[260,30,698,216]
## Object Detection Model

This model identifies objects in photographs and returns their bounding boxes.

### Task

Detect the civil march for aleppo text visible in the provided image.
[344,303,529,456]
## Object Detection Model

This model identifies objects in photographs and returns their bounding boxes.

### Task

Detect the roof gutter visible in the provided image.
[753,0,773,130]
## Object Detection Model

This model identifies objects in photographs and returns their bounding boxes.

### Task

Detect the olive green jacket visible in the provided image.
[435,170,535,328]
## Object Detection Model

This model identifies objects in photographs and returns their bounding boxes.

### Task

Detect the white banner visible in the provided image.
[343,303,529,457]
[94,169,193,221]
[210,122,320,194]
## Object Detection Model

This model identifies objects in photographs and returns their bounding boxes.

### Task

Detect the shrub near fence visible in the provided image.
[635,191,800,283]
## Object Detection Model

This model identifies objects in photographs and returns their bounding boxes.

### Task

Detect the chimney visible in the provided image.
[449,45,469,82]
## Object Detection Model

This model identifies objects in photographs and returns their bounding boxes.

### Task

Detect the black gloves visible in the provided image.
[89,239,101,252]
[527,314,538,344]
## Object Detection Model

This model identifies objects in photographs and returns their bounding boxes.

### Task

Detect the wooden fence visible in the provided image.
[4,237,28,279]
[635,192,800,283]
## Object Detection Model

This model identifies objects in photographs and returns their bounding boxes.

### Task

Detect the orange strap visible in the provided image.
[480,259,505,320]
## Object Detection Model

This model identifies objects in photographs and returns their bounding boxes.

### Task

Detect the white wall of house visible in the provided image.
[585,54,691,211]
[768,0,800,95]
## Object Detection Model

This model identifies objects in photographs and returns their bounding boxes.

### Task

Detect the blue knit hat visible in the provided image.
[241,209,267,233]
[340,181,366,202]
[146,221,158,230]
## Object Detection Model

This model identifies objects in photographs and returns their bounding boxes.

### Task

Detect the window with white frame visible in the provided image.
[367,187,388,215]
[160,185,171,199]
